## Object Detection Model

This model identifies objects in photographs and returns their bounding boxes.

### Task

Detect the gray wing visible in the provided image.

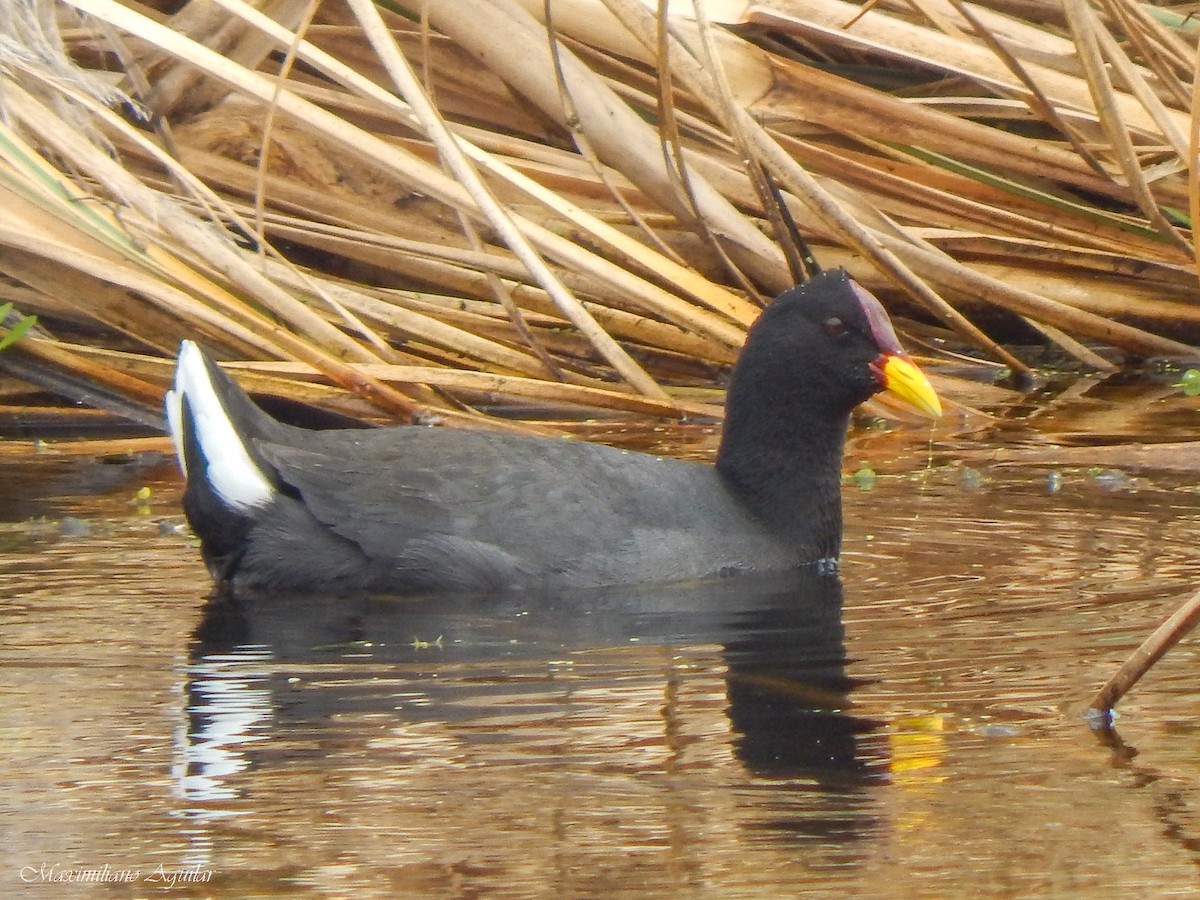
[253,428,741,589]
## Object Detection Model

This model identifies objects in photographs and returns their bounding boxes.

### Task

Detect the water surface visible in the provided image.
[3,408,1200,897]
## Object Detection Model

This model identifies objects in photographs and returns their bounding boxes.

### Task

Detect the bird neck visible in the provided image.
[715,410,849,559]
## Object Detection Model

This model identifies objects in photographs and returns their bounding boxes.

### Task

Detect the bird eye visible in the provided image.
[823,317,848,337]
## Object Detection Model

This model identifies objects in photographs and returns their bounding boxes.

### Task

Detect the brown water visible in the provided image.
[3,398,1200,897]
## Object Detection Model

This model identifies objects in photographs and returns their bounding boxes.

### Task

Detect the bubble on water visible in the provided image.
[959,467,983,490]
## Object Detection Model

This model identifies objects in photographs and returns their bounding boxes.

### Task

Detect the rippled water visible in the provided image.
[3,414,1200,897]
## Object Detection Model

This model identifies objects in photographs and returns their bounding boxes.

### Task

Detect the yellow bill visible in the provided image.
[878,354,943,419]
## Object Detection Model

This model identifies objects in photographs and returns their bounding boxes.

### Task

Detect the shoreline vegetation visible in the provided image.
[1,0,1199,440]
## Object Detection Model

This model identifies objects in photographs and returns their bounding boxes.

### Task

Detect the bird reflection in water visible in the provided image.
[178,569,890,850]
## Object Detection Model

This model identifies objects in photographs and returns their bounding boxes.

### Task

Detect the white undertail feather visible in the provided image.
[165,340,275,512]
[164,382,186,476]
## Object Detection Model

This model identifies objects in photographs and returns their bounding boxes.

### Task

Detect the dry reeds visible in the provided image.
[1,0,1199,433]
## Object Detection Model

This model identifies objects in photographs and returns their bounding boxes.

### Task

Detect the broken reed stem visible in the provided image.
[1089,588,1200,716]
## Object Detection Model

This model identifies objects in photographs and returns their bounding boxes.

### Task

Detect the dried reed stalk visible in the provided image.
[0,0,1196,435]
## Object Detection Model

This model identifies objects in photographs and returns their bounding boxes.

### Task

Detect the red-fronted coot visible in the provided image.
[166,270,941,597]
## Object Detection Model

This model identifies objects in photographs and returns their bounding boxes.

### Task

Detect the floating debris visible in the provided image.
[852,465,877,491]
[59,516,91,538]
[129,486,153,516]
[1173,370,1200,397]
[958,467,983,491]
[1091,468,1132,492]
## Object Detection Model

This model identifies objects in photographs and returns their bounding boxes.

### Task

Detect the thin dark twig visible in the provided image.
[653,0,761,303]
[545,5,689,268]
[1089,587,1200,717]
[763,168,820,281]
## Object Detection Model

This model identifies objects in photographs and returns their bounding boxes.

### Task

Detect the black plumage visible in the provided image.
[167,270,940,597]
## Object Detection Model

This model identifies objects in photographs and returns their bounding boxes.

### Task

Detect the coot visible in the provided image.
[166,270,940,597]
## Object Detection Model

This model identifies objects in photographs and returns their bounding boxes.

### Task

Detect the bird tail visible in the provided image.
[164,341,279,514]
